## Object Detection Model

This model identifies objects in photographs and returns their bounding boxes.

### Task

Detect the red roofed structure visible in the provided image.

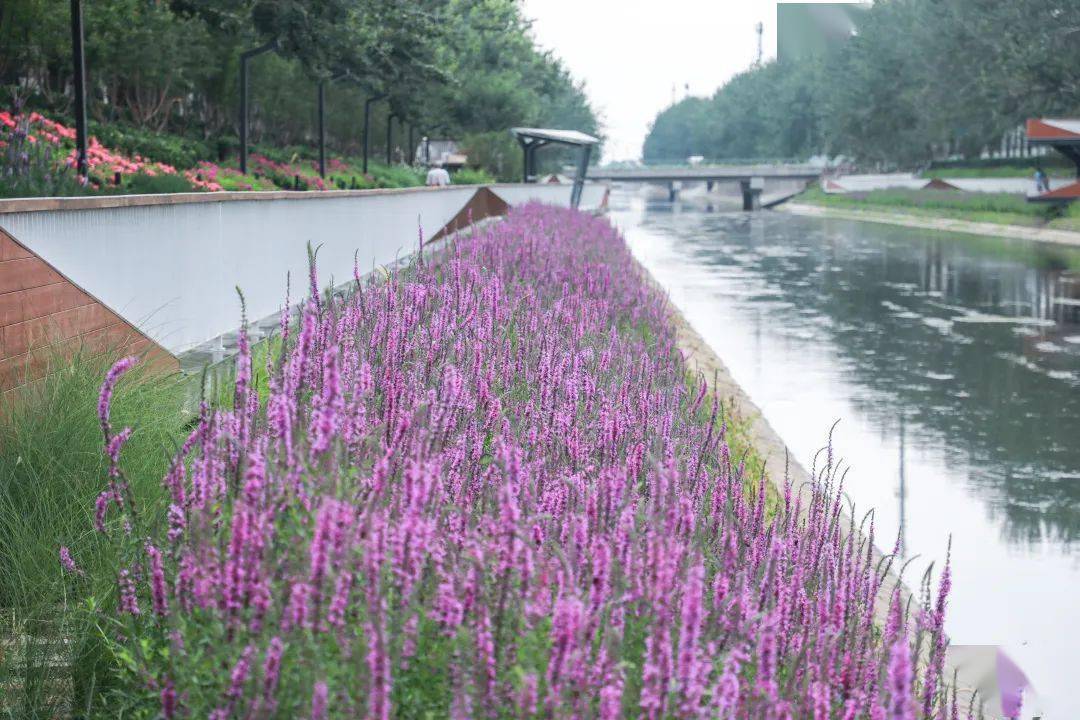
[1026,119,1080,201]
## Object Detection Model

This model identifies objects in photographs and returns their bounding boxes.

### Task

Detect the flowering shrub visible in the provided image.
[0,108,188,191]
[2,108,428,197]
[249,153,328,191]
[184,161,228,192]
[73,136,181,182]
[76,206,956,718]
[1,106,89,198]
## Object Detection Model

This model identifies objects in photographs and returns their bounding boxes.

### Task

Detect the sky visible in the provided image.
[520,0,785,163]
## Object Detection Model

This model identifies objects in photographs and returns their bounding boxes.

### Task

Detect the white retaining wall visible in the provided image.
[0,183,606,356]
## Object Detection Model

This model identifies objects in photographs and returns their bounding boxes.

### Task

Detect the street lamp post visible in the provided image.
[362,94,385,175]
[317,80,327,179]
[386,113,396,165]
[69,0,89,177]
[239,39,278,175]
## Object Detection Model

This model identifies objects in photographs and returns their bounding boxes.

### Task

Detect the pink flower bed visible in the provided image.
[2,108,346,194]
[184,161,236,192]
[75,206,957,718]
[0,109,188,187]
[251,153,328,190]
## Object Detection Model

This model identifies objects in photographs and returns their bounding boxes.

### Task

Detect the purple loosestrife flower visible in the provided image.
[97,355,138,439]
[517,673,539,716]
[310,345,342,455]
[93,490,111,532]
[923,552,953,716]
[283,582,312,632]
[261,637,284,706]
[326,571,353,632]
[712,645,745,717]
[105,427,133,477]
[118,567,140,616]
[887,636,914,720]
[756,612,780,698]
[161,679,176,719]
[145,542,169,617]
[311,680,328,720]
[233,647,255,690]
[812,680,831,720]
[166,504,186,543]
[72,206,959,718]
[367,618,390,720]
[59,546,83,576]
[677,560,707,713]
[308,500,335,591]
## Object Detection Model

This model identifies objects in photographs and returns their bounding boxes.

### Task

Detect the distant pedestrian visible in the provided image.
[1034,166,1050,194]
[426,162,451,187]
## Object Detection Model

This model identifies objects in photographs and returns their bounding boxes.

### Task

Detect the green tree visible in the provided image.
[643,0,1080,168]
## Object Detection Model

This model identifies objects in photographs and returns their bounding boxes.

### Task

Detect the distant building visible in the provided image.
[776,2,867,63]
[538,173,572,185]
[416,139,468,169]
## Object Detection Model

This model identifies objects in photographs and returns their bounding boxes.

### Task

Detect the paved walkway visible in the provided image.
[779,201,1080,248]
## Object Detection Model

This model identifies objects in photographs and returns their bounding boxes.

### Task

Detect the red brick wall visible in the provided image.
[0,229,177,392]
[429,187,510,242]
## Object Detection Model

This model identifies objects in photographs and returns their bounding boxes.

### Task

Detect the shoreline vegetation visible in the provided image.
[0,206,962,718]
[643,2,1079,171]
[789,186,1080,240]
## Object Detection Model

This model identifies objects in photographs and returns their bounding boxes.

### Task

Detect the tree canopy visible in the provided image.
[643,0,1080,167]
[0,0,599,179]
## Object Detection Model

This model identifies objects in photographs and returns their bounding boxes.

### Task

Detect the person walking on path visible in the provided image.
[426,162,451,187]
[1034,166,1050,194]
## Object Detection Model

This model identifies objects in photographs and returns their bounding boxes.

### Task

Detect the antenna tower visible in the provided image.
[754,22,764,67]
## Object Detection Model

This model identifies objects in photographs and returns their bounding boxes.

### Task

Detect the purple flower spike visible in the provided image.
[97,355,138,439]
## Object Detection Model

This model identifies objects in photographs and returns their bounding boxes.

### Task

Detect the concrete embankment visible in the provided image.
[779,200,1080,248]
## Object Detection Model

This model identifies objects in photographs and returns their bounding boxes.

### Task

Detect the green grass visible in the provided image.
[921,166,1074,179]
[682,370,779,521]
[1052,201,1080,232]
[797,186,1060,227]
[0,349,191,717]
[451,167,497,185]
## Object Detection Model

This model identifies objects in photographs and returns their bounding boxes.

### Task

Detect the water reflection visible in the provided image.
[644,208,1080,546]
[618,195,1080,715]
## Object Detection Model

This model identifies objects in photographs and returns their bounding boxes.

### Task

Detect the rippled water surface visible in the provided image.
[613,191,1080,717]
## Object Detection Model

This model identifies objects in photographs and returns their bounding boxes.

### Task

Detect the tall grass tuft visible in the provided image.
[0,348,188,717]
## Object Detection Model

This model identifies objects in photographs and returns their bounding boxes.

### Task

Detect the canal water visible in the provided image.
[612,190,1080,718]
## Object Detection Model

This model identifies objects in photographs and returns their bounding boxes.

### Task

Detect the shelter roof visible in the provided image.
[510,128,600,146]
[1026,119,1080,143]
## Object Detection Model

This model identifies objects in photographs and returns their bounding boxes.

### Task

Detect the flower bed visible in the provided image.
[71,206,956,718]
[0,108,424,196]
[1,108,199,192]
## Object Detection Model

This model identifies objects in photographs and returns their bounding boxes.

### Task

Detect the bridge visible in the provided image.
[586,164,822,209]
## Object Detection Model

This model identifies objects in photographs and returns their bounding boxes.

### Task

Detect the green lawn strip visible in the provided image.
[798,186,1058,228]
[921,166,1074,179]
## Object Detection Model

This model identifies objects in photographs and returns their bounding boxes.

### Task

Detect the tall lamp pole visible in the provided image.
[317,80,327,179]
[69,0,89,177]
[239,39,277,175]
[385,113,396,165]
[362,94,385,174]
